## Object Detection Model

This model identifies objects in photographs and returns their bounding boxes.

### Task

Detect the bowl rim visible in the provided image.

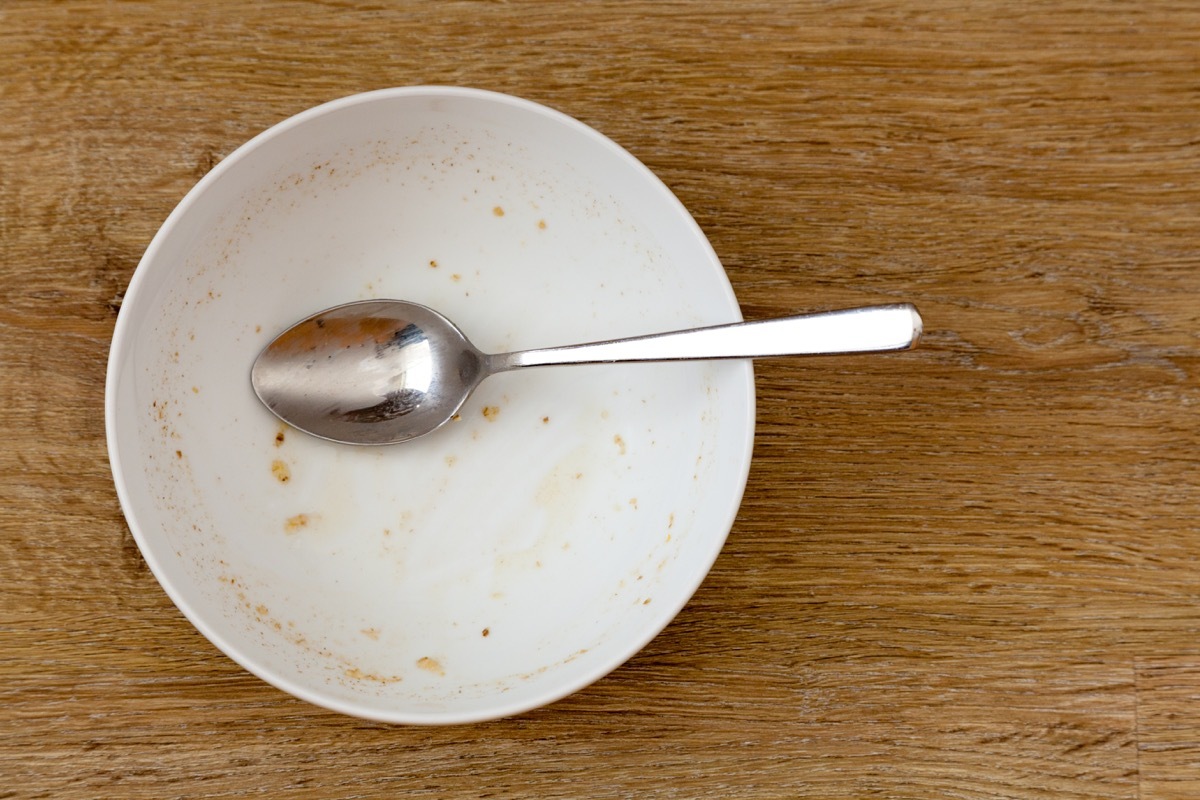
[105,86,756,724]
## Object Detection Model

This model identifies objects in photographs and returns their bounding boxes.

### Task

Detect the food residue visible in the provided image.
[492,205,505,217]
[614,434,627,455]
[481,628,490,637]
[361,628,380,640]
[271,459,291,483]
[537,219,547,230]
[344,667,401,684]
[274,428,286,446]
[417,656,445,676]
[284,513,310,532]
[429,259,439,268]
[542,416,550,424]
[482,405,500,421]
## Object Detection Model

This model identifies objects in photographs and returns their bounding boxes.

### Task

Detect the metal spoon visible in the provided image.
[251,299,922,446]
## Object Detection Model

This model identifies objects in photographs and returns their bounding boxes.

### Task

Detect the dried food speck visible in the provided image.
[492,206,505,217]
[482,405,500,421]
[417,656,445,676]
[271,459,291,483]
[284,513,310,532]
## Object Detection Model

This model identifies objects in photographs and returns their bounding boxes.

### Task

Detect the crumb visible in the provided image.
[450,413,461,422]
[482,628,490,637]
[271,459,291,483]
[175,450,183,459]
[417,656,445,676]
[542,416,550,424]
[493,205,505,217]
[429,259,439,268]
[482,405,500,421]
[274,428,286,446]
[284,513,310,532]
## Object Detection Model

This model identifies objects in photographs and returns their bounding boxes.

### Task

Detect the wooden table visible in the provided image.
[3,2,1198,797]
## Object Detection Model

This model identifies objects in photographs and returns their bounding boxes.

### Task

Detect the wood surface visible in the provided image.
[3,1,1199,797]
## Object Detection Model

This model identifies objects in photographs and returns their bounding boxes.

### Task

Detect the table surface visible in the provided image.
[3,2,1199,797]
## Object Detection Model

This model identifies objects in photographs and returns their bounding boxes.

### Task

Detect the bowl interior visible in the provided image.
[107,88,754,723]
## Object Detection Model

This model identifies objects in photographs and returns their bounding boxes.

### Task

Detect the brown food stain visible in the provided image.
[429,259,439,268]
[492,205,505,217]
[482,405,500,421]
[537,219,547,230]
[361,628,380,640]
[482,628,490,637]
[614,434,627,455]
[284,513,311,532]
[417,656,445,676]
[629,498,638,510]
[344,667,402,684]
[274,427,286,446]
[271,459,291,483]
[542,416,550,424]
[668,512,675,528]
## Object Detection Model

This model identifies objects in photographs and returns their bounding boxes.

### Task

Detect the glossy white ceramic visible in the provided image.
[106,87,755,724]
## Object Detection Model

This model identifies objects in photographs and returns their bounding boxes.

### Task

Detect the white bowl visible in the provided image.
[106,87,755,724]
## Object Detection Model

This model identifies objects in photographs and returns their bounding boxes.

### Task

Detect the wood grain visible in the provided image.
[2,1,1198,797]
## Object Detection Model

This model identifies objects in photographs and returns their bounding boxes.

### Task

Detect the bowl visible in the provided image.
[106,87,755,723]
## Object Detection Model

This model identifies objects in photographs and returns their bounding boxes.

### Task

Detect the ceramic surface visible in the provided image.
[106,87,755,723]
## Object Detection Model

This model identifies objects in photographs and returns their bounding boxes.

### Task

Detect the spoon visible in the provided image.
[251,300,922,446]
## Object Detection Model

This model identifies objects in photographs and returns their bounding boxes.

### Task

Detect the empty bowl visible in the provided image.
[105,87,755,723]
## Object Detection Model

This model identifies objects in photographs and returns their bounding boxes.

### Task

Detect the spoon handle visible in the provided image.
[491,303,922,370]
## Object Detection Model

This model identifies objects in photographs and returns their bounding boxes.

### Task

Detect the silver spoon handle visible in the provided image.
[490,303,922,371]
